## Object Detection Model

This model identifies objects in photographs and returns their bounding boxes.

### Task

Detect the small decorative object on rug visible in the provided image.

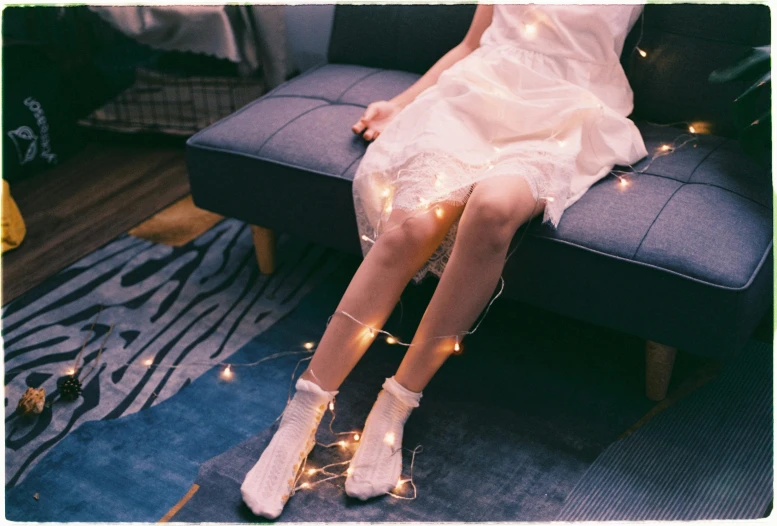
[33,493,39,501]
[53,306,113,404]
[16,387,46,417]
[57,375,83,401]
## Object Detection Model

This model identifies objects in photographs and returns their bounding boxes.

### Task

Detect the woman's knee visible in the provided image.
[461,190,525,253]
[372,214,441,268]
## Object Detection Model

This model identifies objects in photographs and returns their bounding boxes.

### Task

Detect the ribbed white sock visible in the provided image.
[241,377,338,518]
[345,376,422,500]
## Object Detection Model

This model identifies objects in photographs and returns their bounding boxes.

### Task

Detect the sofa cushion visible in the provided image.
[545,124,772,289]
[327,3,477,75]
[187,63,772,359]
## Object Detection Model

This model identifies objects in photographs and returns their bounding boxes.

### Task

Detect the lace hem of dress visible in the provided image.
[354,148,577,284]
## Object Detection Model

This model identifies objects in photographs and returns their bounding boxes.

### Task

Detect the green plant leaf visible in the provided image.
[738,111,771,166]
[709,46,771,83]
[734,71,771,103]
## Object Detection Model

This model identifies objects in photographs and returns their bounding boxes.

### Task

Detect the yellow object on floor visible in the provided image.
[2,179,27,253]
[128,194,223,246]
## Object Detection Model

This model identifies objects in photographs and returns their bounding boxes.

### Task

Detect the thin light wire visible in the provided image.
[611,127,698,178]
[388,445,423,500]
[633,9,645,56]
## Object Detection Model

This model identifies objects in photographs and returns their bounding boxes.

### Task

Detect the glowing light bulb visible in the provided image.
[361,234,374,244]
[369,327,375,337]
[435,207,444,218]
[396,479,406,488]
[524,23,537,37]
[382,188,391,198]
[384,432,395,446]
[386,336,397,344]
[143,358,153,366]
[453,342,461,353]
[347,467,354,475]
[660,144,672,152]
[688,125,696,133]
[354,433,361,441]
[339,440,347,448]
[546,196,555,202]
[301,482,310,489]
[637,47,647,58]
[329,401,335,411]
[303,342,315,350]
[222,365,232,379]
[385,204,393,214]
[67,368,75,376]
[308,468,317,475]
[620,177,629,187]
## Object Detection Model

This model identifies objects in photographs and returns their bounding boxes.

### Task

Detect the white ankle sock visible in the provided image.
[345,376,422,500]
[241,377,337,518]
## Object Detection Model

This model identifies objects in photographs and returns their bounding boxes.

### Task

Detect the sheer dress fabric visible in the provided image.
[353,4,648,283]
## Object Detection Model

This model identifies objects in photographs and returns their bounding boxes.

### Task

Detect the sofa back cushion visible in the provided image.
[328,3,770,138]
[622,3,770,138]
[327,3,476,74]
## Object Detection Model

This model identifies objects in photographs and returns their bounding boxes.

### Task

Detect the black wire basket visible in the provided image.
[5,5,266,137]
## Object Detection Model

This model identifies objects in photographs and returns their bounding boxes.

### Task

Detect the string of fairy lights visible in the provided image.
[22,8,709,501]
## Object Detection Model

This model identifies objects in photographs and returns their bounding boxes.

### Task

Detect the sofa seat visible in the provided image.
[187,63,773,362]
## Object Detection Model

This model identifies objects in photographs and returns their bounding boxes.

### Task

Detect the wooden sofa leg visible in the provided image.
[251,225,276,274]
[645,340,677,401]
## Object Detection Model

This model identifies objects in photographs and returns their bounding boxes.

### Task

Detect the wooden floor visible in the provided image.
[1,142,190,304]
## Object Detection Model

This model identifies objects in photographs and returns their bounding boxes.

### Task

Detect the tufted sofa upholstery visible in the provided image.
[186,4,772,400]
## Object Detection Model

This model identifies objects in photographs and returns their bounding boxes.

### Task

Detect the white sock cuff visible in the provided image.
[383,376,422,408]
[295,377,338,401]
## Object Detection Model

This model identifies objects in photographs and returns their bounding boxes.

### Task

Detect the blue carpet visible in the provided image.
[3,219,345,519]
[556,339,773,520]
[6,217,764,522]
[170,259,670,522]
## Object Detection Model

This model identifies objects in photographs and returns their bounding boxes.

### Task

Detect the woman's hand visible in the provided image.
[352,100,403,141]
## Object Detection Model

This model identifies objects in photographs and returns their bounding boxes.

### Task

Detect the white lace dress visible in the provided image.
[352,3,649,284]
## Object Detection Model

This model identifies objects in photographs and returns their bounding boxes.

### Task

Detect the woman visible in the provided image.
[241,3,647,518]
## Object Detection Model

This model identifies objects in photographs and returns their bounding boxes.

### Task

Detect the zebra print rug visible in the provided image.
[3,218,345,489]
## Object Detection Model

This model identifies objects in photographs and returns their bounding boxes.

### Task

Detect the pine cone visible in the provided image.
[58,375,82,401]
[17,387,46,417]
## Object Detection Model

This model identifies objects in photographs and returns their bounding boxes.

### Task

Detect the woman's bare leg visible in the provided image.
[394,175,545,392]
[242,200,466,517]
[344,175,544,500]
[300,200,465,391]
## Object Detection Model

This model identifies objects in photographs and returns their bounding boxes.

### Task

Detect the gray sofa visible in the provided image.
[186,4,773,401]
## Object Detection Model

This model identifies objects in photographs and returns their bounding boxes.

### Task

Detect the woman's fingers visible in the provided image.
[353,104,387,139]
[353,108,377,134]
[364,127,382,141]
[353,117,369,134]
[363,105,378,121]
